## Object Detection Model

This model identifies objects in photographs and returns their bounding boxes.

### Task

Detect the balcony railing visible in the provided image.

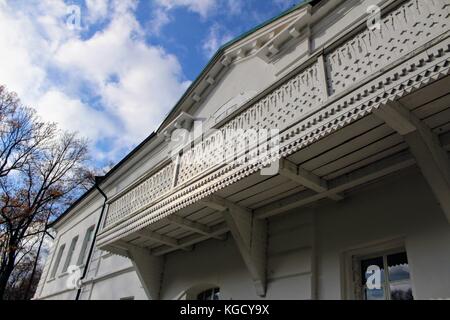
[101,0,450,233]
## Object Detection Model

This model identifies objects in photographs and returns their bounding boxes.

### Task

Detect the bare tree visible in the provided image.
[0,86,93,300]
[0,85,55,178]
[2,235,44,300]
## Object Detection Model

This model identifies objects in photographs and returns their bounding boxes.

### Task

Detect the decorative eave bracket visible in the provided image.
[256,6,312,63]
[159,112,194,142]
[116,241,164,300]
[201,195,267,297]
[374,101,450,223]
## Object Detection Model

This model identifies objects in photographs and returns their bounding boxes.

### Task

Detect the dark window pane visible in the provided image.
[390,282,413,300]
[361,256,385,286]
[365,287,385,300]
[197,288,220,300]
[212,288,220,300]
[387,252,410,282]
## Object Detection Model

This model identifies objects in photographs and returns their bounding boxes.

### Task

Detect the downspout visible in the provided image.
[75,176,107,300]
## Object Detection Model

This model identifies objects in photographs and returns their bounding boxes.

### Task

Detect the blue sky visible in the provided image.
[0,0,302,169]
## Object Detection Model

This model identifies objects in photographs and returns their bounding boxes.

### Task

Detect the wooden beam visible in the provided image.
[152,222,229,256]
[374,101,450,223]
[279,158,344,201]
[103,243,129,258]
[201,194,252,214]
[202,195,267,297]
[373,102,417,135]
[116,241,164,300]
[166,214,225,240]
[255,150,416,219]
[136,230,191,251]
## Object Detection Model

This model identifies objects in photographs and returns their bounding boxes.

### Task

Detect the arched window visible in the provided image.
[178,284,221,300]
[197,287,220,300]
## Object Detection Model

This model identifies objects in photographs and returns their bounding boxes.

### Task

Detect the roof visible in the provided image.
[50,0,321,228]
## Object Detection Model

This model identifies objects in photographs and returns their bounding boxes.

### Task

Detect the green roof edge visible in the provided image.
[219,0,313,51]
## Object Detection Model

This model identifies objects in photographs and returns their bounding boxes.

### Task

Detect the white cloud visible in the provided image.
[55,4,190,147]
[0,0,190,162]
[148,8,172,35]
[154,0,217,18]
[36,90,116,142]
[148,0,217,34]
[202,23,233,58]
[85,0,110,24]
[226,0,243,15]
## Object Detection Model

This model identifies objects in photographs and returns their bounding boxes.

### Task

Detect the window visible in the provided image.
[357,250,413,300]
[62,236,78,272]
[197,287,220,300]
[50,244,65,278]
[77,226,94,266]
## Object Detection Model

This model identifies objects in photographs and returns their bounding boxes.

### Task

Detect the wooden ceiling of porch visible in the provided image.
[120,75,450,256]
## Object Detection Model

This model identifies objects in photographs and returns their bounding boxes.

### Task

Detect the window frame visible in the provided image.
[357,248,412,300]
[341,238,414,300]
[77,225,95,266]
[62,236,79,273]
[50,243,66,279]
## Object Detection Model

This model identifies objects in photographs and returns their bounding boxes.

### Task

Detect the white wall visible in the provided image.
[193,58,276,128]
[160,168,450,300]
[89,269,147,300]
[316,168,450,300]
[35,193,147,300]
[38,160,450,300]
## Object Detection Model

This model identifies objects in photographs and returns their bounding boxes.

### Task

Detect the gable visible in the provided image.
[191,56,276,128]
[157,1,319,133]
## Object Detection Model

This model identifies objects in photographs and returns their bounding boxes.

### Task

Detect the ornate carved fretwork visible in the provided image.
[176,62,325,187]
[105,163,175,227]
[325,0,450,96]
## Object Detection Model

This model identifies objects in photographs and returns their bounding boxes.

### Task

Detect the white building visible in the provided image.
[34,0,450,300]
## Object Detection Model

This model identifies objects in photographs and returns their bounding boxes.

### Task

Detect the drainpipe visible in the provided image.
[75,176,107,300]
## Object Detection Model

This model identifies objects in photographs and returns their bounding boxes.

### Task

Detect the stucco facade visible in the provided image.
[35,0,450,300]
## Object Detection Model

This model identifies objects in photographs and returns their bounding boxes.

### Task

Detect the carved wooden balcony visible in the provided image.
[97,0,450,250]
